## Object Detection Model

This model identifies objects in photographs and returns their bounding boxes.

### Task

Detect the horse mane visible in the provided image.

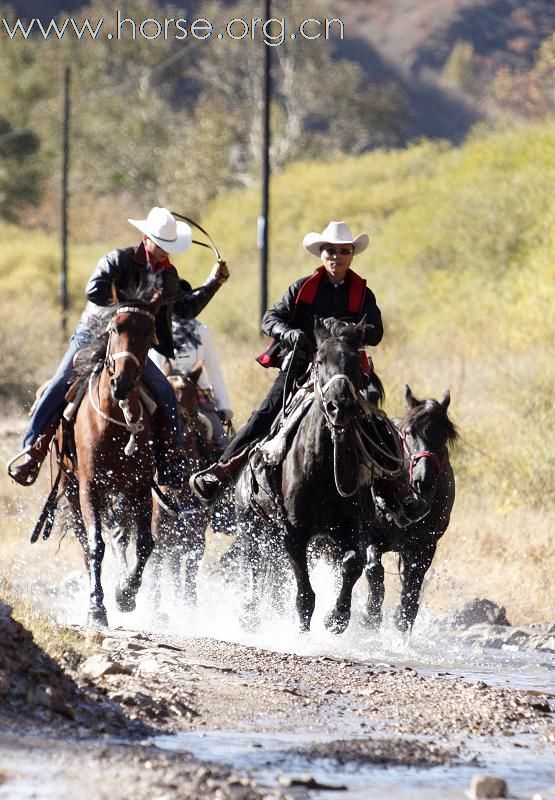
[401,399,459,447]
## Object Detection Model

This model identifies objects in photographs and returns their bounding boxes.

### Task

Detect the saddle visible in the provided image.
[242,386,314,520]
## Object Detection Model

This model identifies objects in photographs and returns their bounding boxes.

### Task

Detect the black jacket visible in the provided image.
[83,244,221,358]
[262,268,383,348]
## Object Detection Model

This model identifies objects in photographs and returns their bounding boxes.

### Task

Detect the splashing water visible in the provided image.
[35,540,554,695]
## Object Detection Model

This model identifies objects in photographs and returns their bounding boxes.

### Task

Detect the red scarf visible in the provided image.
[142,237,172,273]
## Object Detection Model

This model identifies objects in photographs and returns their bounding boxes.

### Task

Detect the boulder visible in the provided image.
[453,599,510,628]
[80,654,132,678]
[468,775,508,798]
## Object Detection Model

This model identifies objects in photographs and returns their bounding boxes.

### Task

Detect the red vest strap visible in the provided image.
[294,266,367,317]
[257,267,368,368]
[294,265,326,308]
[347,271,367,315]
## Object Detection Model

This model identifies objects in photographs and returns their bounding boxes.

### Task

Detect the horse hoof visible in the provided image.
[115,588,136,613]
[393,609,411,633]
[87,609,108,629]
[360,612,382,631]
[324,610,350,634]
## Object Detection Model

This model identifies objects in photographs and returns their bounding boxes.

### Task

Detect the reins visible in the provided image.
[312,363,404,498]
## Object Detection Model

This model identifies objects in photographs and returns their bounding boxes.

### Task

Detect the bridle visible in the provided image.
[313,364,360,431]
[88,306,156,456]
[104,306,155,379]
[402,430,444,482]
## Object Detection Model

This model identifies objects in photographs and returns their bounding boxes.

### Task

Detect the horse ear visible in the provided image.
[441,389,451,410]
[188,364,203,383]
[354,314,366,344]
[313,316,328,345]
[405,384,419,409]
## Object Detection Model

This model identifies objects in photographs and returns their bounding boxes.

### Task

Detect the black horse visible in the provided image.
[362,385,458,632]
[235,318,400,634]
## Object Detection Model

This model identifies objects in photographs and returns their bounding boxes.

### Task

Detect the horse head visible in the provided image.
[105,287,161,402]
[166,365,202,419]
[313,316,366,429]
[401,385,458,499]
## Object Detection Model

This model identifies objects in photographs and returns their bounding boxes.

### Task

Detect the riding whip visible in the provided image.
[171,211,223,262]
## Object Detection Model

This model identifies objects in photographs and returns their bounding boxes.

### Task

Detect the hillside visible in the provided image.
[5,0,555,145]
[335,0,554,74]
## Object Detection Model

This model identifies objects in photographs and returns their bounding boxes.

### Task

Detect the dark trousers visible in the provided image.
[220,370,288,463]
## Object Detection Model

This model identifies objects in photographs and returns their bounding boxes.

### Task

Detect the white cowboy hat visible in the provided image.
[303,221,369,257]
[128,207,192,254]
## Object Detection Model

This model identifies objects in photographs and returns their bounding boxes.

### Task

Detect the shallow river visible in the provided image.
[41,558,555,800]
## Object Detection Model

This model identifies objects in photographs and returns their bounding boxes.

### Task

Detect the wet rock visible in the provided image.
[80,655,132,678]
[453,599,510,628]
[279,774,347,790]
[468,775,508,798]
[0,601,13,617]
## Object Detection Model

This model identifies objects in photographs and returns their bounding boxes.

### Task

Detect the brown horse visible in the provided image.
[151,368,214,614]
[64,292,161,627]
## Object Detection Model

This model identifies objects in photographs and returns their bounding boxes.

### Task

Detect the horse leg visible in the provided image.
[110,523,130,592]
[361,544,385,629]
[238,518,265,632]
[324,532,364,635]
[181,518,206,607]
[285,529,315,633]
[116,499,154,612]
[79,489,108,628]
[395,545,436,632]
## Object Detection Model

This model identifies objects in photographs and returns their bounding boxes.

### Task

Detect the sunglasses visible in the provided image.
[321,246,354,256]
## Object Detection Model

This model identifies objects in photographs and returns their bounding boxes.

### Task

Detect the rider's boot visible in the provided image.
[8,421,58,486]
[153,410,187,489]
[372,477,430,528]
[189,447,250,506]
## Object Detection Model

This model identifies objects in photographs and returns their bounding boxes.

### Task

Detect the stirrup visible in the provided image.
[6,448,40,486]
[189,466,222,506]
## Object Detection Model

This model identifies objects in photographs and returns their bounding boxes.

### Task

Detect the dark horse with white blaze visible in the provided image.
[362,386,458,632]
[236,318,399,634]
[63,289,161,627]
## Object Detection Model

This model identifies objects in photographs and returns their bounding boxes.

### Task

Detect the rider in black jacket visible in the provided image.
[191,221,429,526]
[8,207,229,487]
[190,221,383,504]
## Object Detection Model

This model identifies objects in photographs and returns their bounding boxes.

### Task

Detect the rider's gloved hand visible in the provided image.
[280,329,311,352]
[207,260,230,285]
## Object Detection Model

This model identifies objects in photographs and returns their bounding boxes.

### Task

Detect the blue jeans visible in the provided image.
[23,323,182,448]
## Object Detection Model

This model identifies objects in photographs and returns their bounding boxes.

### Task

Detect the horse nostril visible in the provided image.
[326,401,338,416]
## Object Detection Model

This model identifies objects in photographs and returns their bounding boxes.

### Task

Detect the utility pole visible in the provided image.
[258,0,271,324]
[60,65,71,338]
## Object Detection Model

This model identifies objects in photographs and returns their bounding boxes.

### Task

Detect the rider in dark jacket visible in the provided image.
[191,220,429,525]
[190,221,385,504]
[8,207,229,487]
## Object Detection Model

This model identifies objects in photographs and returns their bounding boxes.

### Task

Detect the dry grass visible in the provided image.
[0,576,93,667]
